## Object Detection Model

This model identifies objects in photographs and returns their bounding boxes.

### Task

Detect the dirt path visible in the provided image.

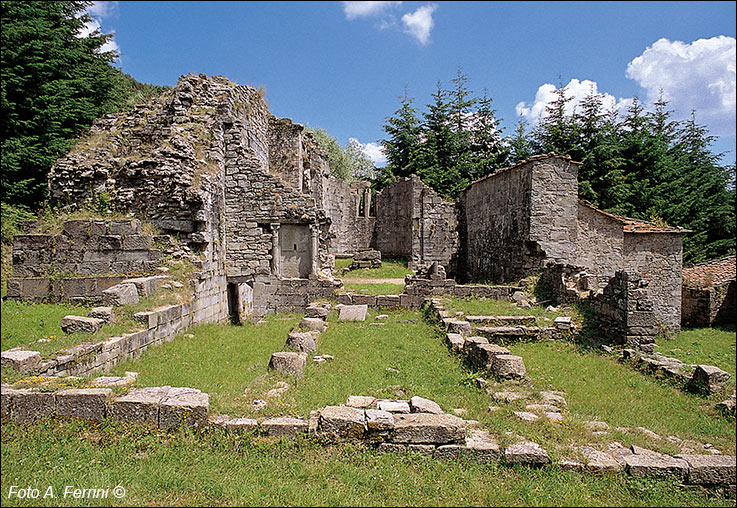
[340,278,405,284]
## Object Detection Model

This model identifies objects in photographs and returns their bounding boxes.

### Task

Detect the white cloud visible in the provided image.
[76,2,120,59]
[343,1,402,20]
[516,79,631,124]
[401,4,436,45]
[626,36,736,136]
[350,137,388,166]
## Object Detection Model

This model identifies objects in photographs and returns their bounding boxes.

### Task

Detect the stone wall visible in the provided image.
[623,233,683,334]
[322,178,374,254]
[375,176,458,269]
[576,202,624,284]
[682,282,736,327]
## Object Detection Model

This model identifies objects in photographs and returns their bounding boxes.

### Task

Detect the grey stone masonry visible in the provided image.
[286,332,317,353]
[159,387,210,429]
[88,306,114,323]
[110,386,172,426]
[268,352,308,377]
[102,282,139,306]
[61,315,105,334]
[1,350,42,374]
[55,388,111,420]
[338,304,368,322]
[391,413,466,444]
[317,405,367,441]
[504,441,550,466]
[676,454,736,485]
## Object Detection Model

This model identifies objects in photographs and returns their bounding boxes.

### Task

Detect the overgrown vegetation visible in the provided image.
[305,126,376,181]
[656,325,736,377]
[335,257,413,279]
[1,1,167,208]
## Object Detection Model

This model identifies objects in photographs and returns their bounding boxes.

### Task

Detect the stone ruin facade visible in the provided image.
[681,255,736,328]
[8,74,688,341]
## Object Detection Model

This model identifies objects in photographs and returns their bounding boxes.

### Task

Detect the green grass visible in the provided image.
[1,419,732,507]
[341,282,405,295]
[656,325,736,377]
[441,296,577,327]
[1,301,92,354]
[337,257,412,279]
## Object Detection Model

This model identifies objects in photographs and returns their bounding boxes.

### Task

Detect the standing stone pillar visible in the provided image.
[271,223,280,277]
[363,188,371,218]
[310,225,319,275]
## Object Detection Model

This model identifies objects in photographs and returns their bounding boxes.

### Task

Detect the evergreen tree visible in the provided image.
[380,89,422,184]
[468,89,510,180]
[509,118,534,163]
[1,1,119,206]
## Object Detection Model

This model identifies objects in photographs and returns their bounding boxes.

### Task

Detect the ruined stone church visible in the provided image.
[25,74,686,334]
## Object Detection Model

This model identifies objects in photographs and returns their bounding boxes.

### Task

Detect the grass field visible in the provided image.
[656,325,736,377]
[2,418,732,507]
[341,282,406,295]
[336,257,412,279]
[441,296,578,328]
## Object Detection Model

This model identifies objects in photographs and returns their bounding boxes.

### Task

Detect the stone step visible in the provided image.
[466,315,536,325]
[475,325,542,339]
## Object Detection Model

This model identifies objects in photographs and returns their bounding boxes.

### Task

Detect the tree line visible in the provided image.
[379,72,735,264]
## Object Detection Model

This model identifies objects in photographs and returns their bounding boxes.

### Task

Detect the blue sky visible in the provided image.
[89,1,736,165]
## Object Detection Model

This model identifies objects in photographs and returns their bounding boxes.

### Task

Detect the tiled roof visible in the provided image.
[683,255,736,288]
[579,200,689,234]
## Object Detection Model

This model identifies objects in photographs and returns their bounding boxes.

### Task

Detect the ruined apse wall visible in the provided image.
[322,178,374,254]
[623,232,683,333]
[374,176,457,269]
[576,201,625,283]
[461,155,579,282]
[49,74,234,324]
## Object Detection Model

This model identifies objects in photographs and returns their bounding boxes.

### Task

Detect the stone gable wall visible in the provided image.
[374,178,415,259]
[322,178,374,254]
[576,202,624,284]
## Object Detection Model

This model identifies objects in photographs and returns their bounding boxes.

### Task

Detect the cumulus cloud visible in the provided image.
[342,1,402,20]
[77,1,120,58]
[350,137,388,166]
[626,36,736,136]
[401,4,436,45]
[516,79,631,124]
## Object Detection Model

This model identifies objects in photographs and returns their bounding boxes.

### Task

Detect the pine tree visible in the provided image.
[468,89,510,180]
[380,89,422,184]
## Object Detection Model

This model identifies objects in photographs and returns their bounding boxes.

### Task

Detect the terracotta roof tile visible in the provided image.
[579,200,689,234]
[683,255,736,288]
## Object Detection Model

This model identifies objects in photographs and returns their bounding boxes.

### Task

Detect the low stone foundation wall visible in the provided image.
[5,275,130,304]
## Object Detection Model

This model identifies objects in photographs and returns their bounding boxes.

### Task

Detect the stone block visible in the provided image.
[134,310,159,329]
[268,352,308,377]
[1,350,41,374]
[122,235,153,250]
[377,443,435,456]
[377,400,410,413]
[365,409,395,431]
[346,396,376,408]
[676,454,736,485]
[409,396,443,414]
[574,446,623,473]
[352,294,376,306]
[689,365,731,393]
[159,387,210,429]
[88,306,114,323]
[224,417,259,432]
[286,332,317,353]
[305,306,329,319]
[470,343,511,371]
[338,304,368,322]
[109,386,171,425]
[445,333,465,353]
[261,417,307,437]
[504,441,550,466]
[12,389,55,423]
[623,449,688,480]
[99,235,122,251]
[391,413,465,444]
[102,283,139,306]
[55,388,112,420]
[337,293,353,305]
[491,354,526,380]
[300,317,327,332]
[376,295,401,307]
[61,315,105,334]
[399,294,425,309]
[109,219,140,236]
[444,318,472,336]
[124,275,167,297]
[1,385,20,416]
[318,405,367,440]
[464,429,501,462]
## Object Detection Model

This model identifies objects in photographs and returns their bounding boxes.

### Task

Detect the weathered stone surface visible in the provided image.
[623,447,688,480]
[491,354,526,380]
[88,306,114,323]
[513,411,539,422]
[123,275,167,297]
[346,395,376,408]
[470,343,511,371]
[91,375,136,387]
[61,315,105,334]
[391,413,466,444]
[446,319,472,336]
[286,332,317,353]
[557,459,585,472]
[464,429,501,462]
[492,391,528,403]
[300,317,327,333]
[377,399,410,413]
[110,386,171,425]
[377,442,435,456]
[463,335,489,356]
[525,404,561,414]
[1,350,41,374]
[12,389,55,423]
[261,417,307,437]
[305,306,329,319]
[225,417,259,432]
[690,365,731,393]
[102,282,139,306]
[539,391,567,407]
[268,352,308,377]
[583,420,609,432]
[159,387,209,429]
[409,396,443,415]
[338,304,368,322]
[55,388,111,420]
[365,409,394,431]
[445,333,465,353]
[318,405,366,440]
[554,316,573,329]
[504,441,550,466]
[575,446,623,473]
[675,454,736,485]
[1,385,19,416]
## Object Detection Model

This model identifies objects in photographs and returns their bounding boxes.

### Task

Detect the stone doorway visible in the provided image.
[279,224,311,278]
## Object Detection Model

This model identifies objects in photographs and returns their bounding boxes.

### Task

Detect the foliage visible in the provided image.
[1,1,165,208]
[379,69,510,197]
[306,126,377,182]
